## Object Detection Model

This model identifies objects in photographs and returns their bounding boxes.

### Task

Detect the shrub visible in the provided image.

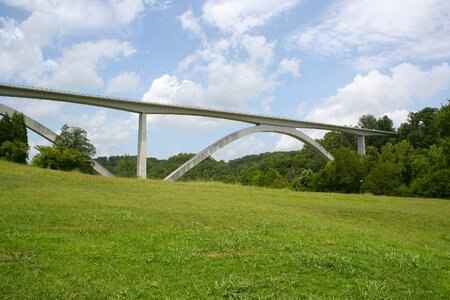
[0,141,29,164]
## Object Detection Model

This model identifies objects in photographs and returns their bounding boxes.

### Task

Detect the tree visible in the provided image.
[114,155,136,177]
[312,148,364,193]
[362,161,403,196]
[263,168,288,188]
[55,124,95,158]
[358,114,395,149]
[433,101,450,139]
[251,169,265,187]
[319,132,356,153]
[397,107,439,149]
[0,112,29,164]
[33,124,95,173]
[292,169,314,191]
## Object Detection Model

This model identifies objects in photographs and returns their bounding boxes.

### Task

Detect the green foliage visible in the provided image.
[292,169,314,191]
[250,169,265,187]
[0,141,29,164]
[358,114,395,149]
[32,146,88,172]
[397,107,439,149]
[263,168,288,188]
[313,148,364,193]
[0,112,29,163]
[318,131,356,153]
[362,161,403,195]
[55,124,95,158]
[409,169,450,198]
[433,100,450,139]
[33,124,96,173]
[114,155,136,177]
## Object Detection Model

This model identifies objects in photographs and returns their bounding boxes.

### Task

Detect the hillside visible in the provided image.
[0,160,449,298]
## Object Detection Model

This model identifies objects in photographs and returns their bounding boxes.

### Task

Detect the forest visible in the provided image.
[96,102,450,199]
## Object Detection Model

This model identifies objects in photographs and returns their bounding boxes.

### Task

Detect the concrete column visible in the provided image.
[357,135,366,155]
[136,113,147,179]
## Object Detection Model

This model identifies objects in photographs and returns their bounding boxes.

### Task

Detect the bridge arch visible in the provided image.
[164,124,333,181]
[0,103,113,177]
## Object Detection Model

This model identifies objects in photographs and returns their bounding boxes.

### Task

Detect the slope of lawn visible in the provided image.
[0,160,449,299]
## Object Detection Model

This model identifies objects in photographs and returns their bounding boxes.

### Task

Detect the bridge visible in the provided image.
[0,83,395,179]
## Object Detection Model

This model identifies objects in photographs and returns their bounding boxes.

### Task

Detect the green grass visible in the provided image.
[0,160,449,299]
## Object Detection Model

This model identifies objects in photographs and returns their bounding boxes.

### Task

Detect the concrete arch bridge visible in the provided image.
[0,83,395,180]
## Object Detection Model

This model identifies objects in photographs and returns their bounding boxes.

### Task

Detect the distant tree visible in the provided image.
[251,169,265,187]
[292,169,314,191]
[358,114,395,149]
[264,168,288,188]
[358,115,378,129]
[114,155,136,177]
[319,132,356,153]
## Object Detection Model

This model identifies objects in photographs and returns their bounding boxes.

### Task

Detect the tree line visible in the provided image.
[97,101,449,199]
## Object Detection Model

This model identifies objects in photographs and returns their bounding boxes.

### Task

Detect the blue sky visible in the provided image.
[1,0,449,160]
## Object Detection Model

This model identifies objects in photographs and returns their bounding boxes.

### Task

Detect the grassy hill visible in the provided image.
[0,160,449,299]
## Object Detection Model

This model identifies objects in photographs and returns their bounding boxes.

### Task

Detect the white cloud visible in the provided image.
[213,135,272,161]
[290,0,450,70]
[62,110,138,156]
[385,109,410,128]
[0,98,62,119]
[143,35,276,110]
[107,71,141,94]
[36,40,136,89]
[277,58,300,77]
[178,9,204,39]
[151,2,301,132]
[144,0,172,10]
[307,63,450,127]
[109,0,145,24]
[275,134,303,151]
[202,0,299,35]
[0,1,140,86]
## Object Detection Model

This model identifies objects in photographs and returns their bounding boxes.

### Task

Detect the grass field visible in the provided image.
[0,160,449,299]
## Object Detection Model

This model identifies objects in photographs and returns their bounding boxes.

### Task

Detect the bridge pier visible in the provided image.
[357,135,366,155]
[137,113,147,179]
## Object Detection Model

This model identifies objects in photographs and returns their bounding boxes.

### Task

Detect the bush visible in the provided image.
[292,169,314,191]
[0,141,29,164]
[32,146,91,172]
[409,169,450,199]
[312,148,364,194]
[362,161,403,196]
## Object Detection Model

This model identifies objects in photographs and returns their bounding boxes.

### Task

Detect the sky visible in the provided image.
[1,0,449,161]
